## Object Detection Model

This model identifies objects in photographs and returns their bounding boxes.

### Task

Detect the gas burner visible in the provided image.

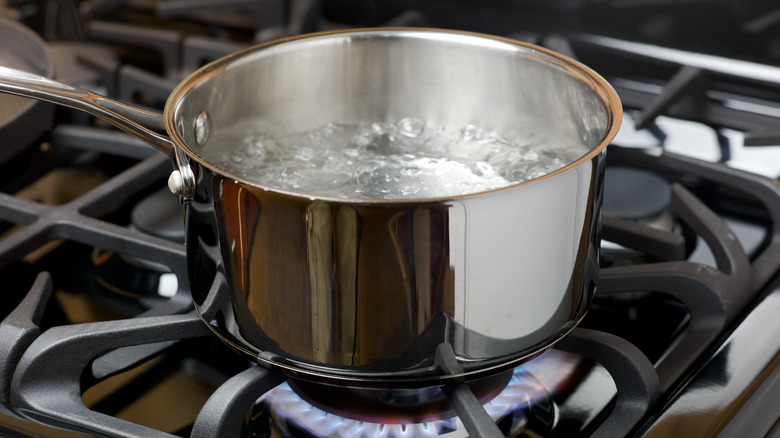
[600,164,683,267]
[285,371,513,424]
[252,355,575,437]
[603,166,671,222]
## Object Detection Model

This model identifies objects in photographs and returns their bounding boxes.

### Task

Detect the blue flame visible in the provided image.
[267,384,458,437]
[262,350,580,437]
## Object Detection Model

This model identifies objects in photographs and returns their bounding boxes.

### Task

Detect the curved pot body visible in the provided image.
[172,29,620,385]
[188,151,605,384]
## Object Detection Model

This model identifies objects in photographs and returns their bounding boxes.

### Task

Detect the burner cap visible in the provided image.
[286,370,513,424]
[603,167,671,220]
[251,351,584,437]
[131,188,184,243]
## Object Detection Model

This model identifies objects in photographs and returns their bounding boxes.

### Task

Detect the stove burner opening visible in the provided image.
[247,351,591,437]
[603,166,671,221]
[286,371,513,425]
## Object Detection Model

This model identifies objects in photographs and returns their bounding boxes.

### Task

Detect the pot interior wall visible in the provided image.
[171,30,611,174]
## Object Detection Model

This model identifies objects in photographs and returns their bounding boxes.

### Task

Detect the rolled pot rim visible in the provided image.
[164,27,623,204]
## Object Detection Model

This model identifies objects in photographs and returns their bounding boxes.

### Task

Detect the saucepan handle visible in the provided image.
[0,65,195,204]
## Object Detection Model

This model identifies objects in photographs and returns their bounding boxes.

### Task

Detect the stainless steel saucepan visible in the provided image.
[0,28,621,387]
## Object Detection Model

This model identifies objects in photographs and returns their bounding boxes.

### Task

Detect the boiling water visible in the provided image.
[204,118,581,199]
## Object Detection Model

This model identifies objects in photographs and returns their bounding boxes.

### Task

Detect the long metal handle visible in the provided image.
[0,65,197,204]
[0,65,174,156]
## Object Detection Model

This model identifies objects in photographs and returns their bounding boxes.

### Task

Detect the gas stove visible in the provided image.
[1,1,780,437]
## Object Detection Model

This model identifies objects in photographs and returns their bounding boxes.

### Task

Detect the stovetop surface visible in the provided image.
[1,1,780,437]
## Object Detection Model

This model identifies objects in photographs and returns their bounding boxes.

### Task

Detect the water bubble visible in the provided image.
[295,147,314,161]
[371,122,387,135]
[473,161,492,177]
[342,148,360,157]
[397,117,425,138]
[505,168,527,181]
[461,124,478,140]
[231,152,245,163]
[243,138,264,157]
[522,151,539,161]
[356,160,381,174]
[400,185,420,196]
[351,134,372,147]
[526,168,548,180]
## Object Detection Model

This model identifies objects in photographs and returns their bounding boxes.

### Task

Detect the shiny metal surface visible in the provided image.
[0,66,173,155]
[177,29,622,384]
[168,29,617,185]
[190,157,605,384]
[0,66,196,203]
[0,16,56,163]
[0,64,197,202]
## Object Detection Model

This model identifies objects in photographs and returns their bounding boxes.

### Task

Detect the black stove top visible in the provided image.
[2,1,780,437]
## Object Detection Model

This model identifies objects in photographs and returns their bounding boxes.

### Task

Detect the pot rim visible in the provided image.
[164,27,623,204]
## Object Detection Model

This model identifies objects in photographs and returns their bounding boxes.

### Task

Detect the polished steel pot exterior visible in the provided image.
[0,28,621,386]
[189,154,606,385]
[171,29,620,384]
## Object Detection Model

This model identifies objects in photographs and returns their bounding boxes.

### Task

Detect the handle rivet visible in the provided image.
[168,170,183,196]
